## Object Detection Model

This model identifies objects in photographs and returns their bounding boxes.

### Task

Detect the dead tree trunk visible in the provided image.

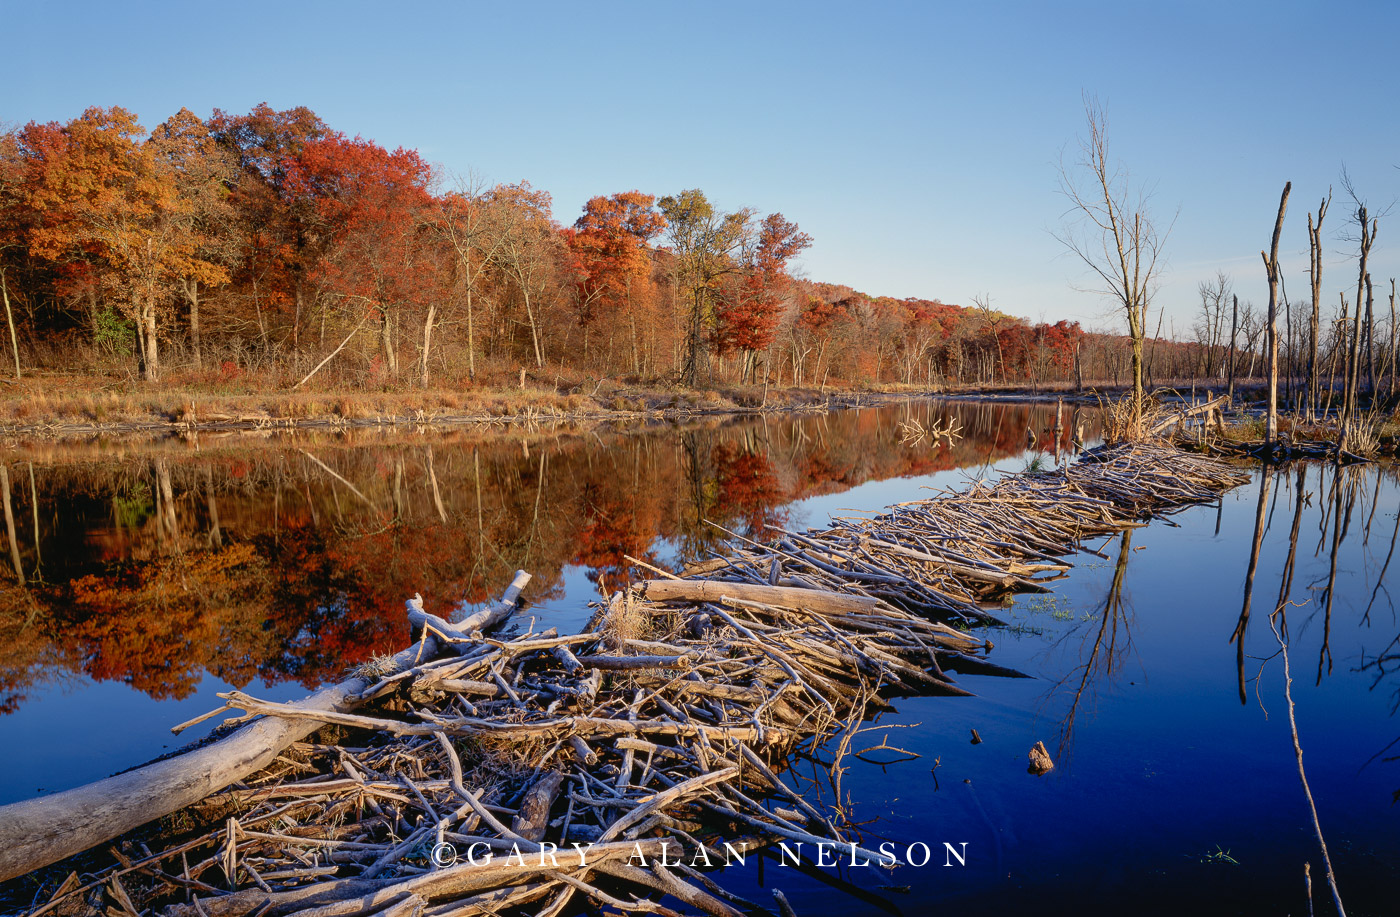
[1262,182,1291,446]
[1364,274,1376,398]
[1388,278,1397,399]
[1342,206,1375,450]
[1228,294,1239,404]
[1306,195,1329,419]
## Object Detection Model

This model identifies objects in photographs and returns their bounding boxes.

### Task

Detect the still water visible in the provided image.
[0,400,1394,914]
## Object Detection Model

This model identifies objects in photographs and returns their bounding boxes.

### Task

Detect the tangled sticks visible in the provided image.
[14,444,1248,917]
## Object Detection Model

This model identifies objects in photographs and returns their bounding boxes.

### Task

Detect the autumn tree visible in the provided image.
[209,104,330,360]
[284,134,437,384]
[486,182,560,370]
[716,212,811,382]
[566,191,665,373]
[1056,97,1171,421]
[20,107,231,381]
[0,127,27,377]
[658,190,753,385]
[147,108,238,370]
[892,301,944,385]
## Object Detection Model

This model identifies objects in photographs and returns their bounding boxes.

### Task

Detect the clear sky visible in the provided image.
[5,0,1399,335]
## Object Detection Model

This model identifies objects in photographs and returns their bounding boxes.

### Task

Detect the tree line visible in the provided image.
[0,103,1213,393]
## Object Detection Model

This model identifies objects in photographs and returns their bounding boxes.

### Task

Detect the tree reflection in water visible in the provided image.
[0,400,1089,714]
[1046,528,1136,766]
[1226,456,1400,841]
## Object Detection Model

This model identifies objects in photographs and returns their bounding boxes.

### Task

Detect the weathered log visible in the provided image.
[407,569,532,651]
[1147,395,1227,436]
[0,572,531,884]
[510,771,566,843]
[573,653,694,670]
[634,579,884,616]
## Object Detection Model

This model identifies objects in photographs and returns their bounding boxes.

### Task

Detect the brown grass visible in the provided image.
[1096,391,1173,443]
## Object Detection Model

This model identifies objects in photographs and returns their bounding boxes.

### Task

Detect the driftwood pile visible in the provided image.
[687,441,1250,625]
[4,443,1249,917]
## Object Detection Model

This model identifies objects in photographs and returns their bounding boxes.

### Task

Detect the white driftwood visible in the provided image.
[635,579,883,615]
[407,569,532,650]
[0,572,531,883]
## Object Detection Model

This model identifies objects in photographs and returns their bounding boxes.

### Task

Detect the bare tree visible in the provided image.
[433,171,518,382]
[1239,301,1263,381]
[1194,271,1232,378]
[1055,96,1172,422]
[1306,192,1331,418]
[970,292,1004,383]
[1262,182,1291,445]
[1383,275,1394,397]
[1227,294,1239,402]
[1339,172,1379,449]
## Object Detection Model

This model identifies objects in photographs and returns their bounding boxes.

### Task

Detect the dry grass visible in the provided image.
[599,591,654,652]
[1096,391,1173,442]
[0,369,1002,437]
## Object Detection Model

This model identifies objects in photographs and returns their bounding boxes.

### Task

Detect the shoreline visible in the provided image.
[0,386,1102,442]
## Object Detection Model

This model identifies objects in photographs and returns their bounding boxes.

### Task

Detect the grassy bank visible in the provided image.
[4,371,936,437]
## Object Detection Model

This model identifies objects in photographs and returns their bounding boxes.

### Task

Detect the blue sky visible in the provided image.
[6,0,1399,334]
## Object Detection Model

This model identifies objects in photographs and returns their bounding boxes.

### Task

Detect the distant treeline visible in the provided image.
[0,104,1219,391]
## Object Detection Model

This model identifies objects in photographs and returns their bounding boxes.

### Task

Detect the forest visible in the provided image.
[0,103,1231,398]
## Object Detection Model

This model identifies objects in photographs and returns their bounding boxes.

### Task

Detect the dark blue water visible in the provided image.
[712,460,1399,916]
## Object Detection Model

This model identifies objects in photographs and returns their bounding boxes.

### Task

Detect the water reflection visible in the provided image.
[1022,455,1400,798]
[0,400,1088,718]
[1050,528,1136,765]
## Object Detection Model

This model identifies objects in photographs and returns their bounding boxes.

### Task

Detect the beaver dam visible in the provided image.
[0,443,1248,917]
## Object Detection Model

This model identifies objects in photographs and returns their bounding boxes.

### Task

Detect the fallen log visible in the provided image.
[1148,394,1228,436]
[635,579,884,615]
[0,572,531,884]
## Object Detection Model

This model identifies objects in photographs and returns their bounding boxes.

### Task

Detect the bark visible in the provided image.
[523,287,543,368]
[181,278,202,370]
[141,300,160,382]
[0,269,20,379]
[1388,279,1397,399]
[1364,274,1375,397]
[1342,209,1375,449]
[420,302,436,388]
[636,579,885,616]
[466,283,476,381]
[1228,294,1239,403]
[380,308,398,377]
[1307,197,1329,419]
[1262,182,1291,445]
